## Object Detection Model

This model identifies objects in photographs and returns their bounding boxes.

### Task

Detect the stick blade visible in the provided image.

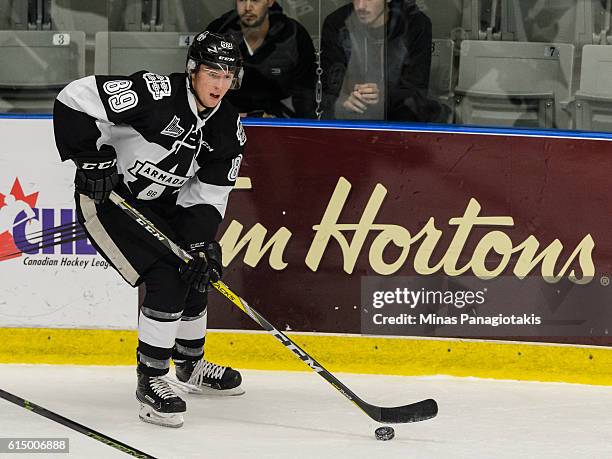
[379,398,438,423]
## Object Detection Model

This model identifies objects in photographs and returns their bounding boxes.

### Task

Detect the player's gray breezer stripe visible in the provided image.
[79,195,140,285]
[141,306,183,321]
[181,309,207,321]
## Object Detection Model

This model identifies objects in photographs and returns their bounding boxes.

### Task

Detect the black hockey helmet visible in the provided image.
[187,31,243,89]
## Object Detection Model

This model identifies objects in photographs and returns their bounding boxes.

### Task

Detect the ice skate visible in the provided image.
[171,359,245,396]
[136,372,187,428]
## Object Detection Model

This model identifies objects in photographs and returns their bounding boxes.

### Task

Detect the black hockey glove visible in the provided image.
[179,241,223,292]
[74,157,120,204]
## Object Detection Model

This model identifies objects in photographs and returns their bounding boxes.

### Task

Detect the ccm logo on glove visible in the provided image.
[74,157,120,204]
[80,159,117,170]
[179,241,223,292]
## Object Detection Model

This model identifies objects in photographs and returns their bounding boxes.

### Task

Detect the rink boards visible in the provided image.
[1,117,612,384]
[1,327,612,386]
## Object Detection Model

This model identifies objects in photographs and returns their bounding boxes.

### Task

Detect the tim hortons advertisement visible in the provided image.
[212,124,611,345]
[1,119,611,343]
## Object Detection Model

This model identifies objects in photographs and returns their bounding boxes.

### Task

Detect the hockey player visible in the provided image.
[53,31,247,428]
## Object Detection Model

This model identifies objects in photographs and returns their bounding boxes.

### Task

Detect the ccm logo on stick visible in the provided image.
[136,218,165,241]
[271,330,324,373]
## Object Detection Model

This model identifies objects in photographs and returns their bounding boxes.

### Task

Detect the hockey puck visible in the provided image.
[374,426,395,441]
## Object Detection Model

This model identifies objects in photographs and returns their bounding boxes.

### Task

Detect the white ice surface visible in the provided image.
[0,364,611,459]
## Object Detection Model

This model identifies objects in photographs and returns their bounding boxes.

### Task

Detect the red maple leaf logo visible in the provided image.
[0,178,39,261]
[0,177,39,210]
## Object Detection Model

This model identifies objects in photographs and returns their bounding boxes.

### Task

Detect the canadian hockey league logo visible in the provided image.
[0,177,96,262]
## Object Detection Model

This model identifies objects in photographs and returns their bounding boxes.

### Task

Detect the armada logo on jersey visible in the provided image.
[142,73,172,101]
[128,161,189,188]
[161,116,185,138]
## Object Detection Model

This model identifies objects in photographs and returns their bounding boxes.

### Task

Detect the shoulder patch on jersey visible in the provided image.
[228,154,243,181]
[236,116,247,146]
[142,72,172,101]
[161,115,185,138]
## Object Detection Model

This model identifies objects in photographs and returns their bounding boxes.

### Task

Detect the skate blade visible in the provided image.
[187,384,246,397]
[165,377,245,396]
[139,403,184,428]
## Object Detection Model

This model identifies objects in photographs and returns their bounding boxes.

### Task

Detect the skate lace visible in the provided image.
[188,359,226,386]
[150,377,178,400]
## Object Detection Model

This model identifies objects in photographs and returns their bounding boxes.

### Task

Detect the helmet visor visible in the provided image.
[187,58,243,90]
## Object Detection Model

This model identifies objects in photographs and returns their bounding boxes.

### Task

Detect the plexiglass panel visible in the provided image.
[0,0,610,134]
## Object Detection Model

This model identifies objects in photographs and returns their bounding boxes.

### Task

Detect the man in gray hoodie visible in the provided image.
[321,0,434,122]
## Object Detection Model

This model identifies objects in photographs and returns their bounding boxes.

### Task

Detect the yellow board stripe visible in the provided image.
[1,328,611,386]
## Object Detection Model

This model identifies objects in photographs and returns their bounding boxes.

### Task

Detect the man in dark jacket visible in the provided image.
[321,0,434,122]
[208,0,316,118]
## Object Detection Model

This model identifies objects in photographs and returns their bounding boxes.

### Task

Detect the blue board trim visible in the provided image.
[238,118,612,141]
[0,113,52,120]
[2,113,611,141]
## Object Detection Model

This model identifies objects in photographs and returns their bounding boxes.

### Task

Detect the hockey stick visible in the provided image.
[0,201,146,261]
[0,388,156,458]
[109,191,438,424]
[0,229,88,262]
[0,220,88,261]
[15,220,83,241]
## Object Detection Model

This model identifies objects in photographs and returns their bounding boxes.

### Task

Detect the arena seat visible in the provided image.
[590,0,612,45]
[49,0,108,75]
[498,0,593,45]
[0,0,28,30]
[417,0,469,39]
[159,0,232,32]
[575,44,612,131]
[94,31,194,75]
[0,30,85,112]
[454,40,575,128]
[429,38,455,120]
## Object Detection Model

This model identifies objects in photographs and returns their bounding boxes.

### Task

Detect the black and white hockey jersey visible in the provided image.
[53,71,246,240]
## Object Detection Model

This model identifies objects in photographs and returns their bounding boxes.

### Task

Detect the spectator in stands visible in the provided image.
[321,0,436,122]
[207,0,317,118]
